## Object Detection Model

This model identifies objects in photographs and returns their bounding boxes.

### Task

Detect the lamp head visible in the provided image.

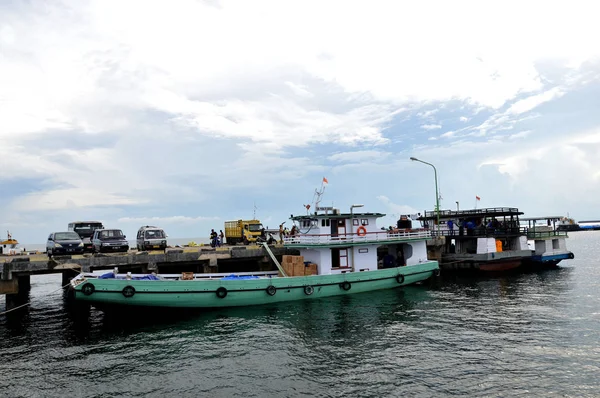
[410,157,418,161]
[351,204,364,208]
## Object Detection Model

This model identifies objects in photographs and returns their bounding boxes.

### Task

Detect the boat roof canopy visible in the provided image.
[291,212,385,221]
[520,216,562,221]
[70,221,103,224]
[420,207,523,220]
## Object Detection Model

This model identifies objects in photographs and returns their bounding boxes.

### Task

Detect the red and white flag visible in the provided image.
[476,195,481,201]
[322,177,329,185]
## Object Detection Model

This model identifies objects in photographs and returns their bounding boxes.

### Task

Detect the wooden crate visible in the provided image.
[282,261,294,276]
[181,272,194,280]
[304,263,318,275]
[293,262,305,277]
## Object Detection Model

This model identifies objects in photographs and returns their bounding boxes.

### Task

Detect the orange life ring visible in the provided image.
[356,226,367,237]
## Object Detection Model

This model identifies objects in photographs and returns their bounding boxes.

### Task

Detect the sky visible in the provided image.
[1,0,600,243]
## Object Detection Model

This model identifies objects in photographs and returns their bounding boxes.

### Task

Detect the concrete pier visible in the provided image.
[1,245,298,311]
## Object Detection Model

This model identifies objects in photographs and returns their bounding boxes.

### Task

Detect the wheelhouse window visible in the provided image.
[361,219,369,226]
[321,219,331,227]
[353,219,359,226]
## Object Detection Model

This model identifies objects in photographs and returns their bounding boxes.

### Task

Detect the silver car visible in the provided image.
[136,226,168,251]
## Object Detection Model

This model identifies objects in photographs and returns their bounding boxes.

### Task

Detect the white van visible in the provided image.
[136,226,168,251]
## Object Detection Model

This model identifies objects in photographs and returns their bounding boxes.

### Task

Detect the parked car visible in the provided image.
[136,225,168,251]
[91,229,129,253]
[47,232,84,257]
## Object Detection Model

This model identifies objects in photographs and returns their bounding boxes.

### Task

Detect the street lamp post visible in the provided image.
[350,204,364,270]
[410,157,440,235]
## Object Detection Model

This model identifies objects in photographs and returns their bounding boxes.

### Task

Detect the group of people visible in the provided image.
[210,229,225,247]
[278,224,298,243]
[445,218,510,236]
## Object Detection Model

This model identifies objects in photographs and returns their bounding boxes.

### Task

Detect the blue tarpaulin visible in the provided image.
[222,274,260,280]
[98,272,160,280]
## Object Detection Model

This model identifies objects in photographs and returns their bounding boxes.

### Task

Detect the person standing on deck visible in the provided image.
[279,224,284,244]
[447,219,454,235]
[219,230,225,246]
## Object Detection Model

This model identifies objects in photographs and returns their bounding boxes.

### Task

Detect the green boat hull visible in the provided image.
[72,262,438,309]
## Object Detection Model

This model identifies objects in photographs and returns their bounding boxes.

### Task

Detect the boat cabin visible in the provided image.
[419,207,530,256]
[521,216,571,260]
[285,207,431,275]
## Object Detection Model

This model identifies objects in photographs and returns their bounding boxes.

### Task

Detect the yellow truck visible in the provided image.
[224,219,264,245]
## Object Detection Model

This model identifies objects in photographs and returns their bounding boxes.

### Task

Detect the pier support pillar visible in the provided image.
[3,276,30,311]
[61,269,80,287]
[426,237,445,263]
[18,275,30,292]
[0,278,18,295]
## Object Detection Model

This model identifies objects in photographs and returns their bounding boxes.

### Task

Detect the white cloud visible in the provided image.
[459,116,470,122]
[118,216,220,225]
[418,109,439,119]
[441,131,456,138]
[11,188,147,211]
[328,150,391,163]
[508,130,532,140]
[376,195,419,215]
[506,87,565,115]
[285,81,314,98]
[421,124,442,130]
[376,195,420,227]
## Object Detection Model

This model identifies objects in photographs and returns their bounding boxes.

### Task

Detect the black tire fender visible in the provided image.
[396,274,405,284]
[81,283,95,296]
[432,269,440,277]
[266,285,277,296]
[340,281,351,291]
[122,285,135,298]
[304,285,314,295]
[216,287,228,299]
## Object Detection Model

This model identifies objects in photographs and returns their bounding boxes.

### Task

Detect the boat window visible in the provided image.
[321,219,330,227]
[361,219,369,226]
[358,248,368,253]
[353,219,359,226]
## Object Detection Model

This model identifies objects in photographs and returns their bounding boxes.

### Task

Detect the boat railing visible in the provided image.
[284,228,432,245]
[85,271,280,280]
[525,230,568,239]
[431,226,524,238]
[423,207,521,219]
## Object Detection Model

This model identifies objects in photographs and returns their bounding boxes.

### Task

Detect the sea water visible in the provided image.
[1,232,599,397]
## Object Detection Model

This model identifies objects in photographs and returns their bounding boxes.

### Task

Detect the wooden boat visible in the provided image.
[70,204,439,310]
[521,216,575,268]
[0,231,19,255]
[418,207,532,272]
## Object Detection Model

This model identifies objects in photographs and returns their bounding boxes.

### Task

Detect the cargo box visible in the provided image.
[293,262,305,277]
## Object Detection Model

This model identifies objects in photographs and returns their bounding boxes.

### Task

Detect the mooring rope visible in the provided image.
[0,264,83,316]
